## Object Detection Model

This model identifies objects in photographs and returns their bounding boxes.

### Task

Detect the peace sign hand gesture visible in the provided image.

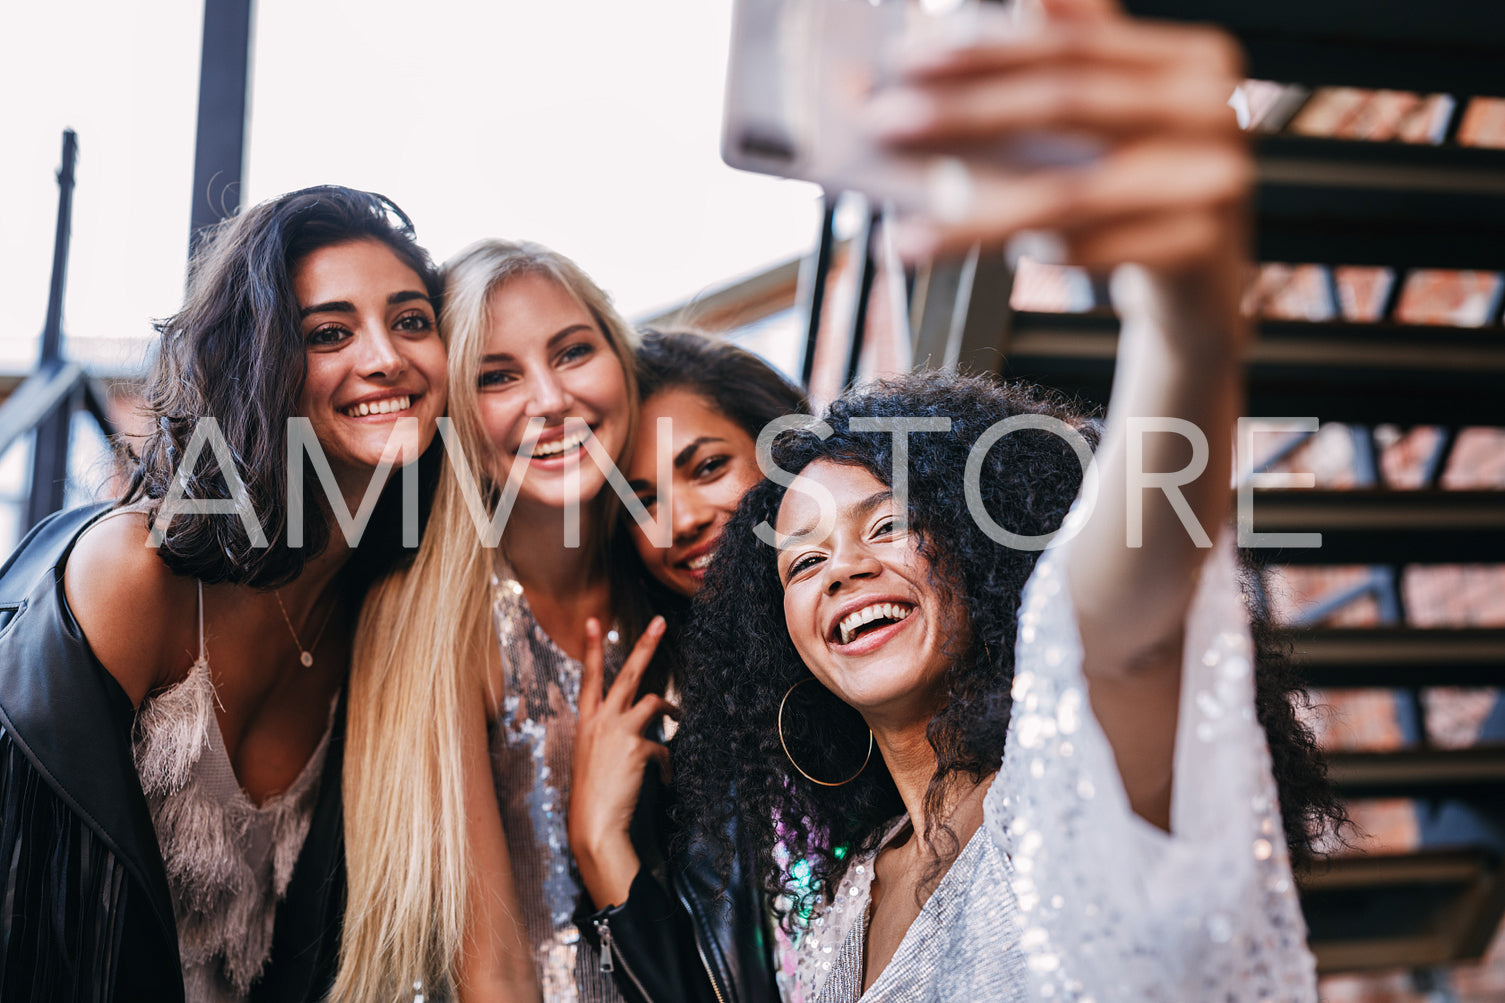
[567,616,674,911]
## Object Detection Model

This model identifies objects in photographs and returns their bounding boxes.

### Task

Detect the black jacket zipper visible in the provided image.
[595,916,656,1002]
[673,875,732,1003]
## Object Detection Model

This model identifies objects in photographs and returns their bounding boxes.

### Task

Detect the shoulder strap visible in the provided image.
[197,580,206,663]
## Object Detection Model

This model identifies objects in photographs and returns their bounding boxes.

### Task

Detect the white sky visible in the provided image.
[0,0,822,372]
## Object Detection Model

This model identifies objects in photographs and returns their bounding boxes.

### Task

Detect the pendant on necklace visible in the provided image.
[300,651,314,668]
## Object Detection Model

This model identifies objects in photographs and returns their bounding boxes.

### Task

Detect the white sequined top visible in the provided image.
[792,536,1318,1003]
[488,558,627,1003]
[131,584,331,1003]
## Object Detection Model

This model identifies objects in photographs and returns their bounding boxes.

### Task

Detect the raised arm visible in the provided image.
[877,0,1251,824]
[1067,250,1246,828]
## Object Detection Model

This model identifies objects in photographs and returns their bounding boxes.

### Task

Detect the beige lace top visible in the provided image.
[131,583,332,1003]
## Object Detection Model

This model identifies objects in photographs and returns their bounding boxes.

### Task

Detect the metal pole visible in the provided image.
[799,195,838,389]
[26,130,80,528]
[39,129,77,365]
[844,209,881,388]
[188,0,254,250]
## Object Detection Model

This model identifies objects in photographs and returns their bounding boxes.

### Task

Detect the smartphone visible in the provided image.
[722,0,915,196]
[721,0,1097,211]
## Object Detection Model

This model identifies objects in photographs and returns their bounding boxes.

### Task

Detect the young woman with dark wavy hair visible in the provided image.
[559,330,809,1003]
[669,2,1341,999]
[0,185,448,1002]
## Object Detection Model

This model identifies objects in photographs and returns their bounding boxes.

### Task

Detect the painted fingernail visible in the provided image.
[1006,230,1067,267]
[650,616,666,634]
[927,156,975,224]
[897,2,1033,67]
[865,89,936,140]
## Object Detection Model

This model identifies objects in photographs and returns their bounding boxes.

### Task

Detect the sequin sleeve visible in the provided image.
[988,533,1318,1002]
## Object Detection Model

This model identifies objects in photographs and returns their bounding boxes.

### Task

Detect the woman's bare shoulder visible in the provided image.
[63,508,197,706]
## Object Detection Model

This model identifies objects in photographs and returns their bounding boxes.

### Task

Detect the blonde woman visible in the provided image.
[339,240,661,1001]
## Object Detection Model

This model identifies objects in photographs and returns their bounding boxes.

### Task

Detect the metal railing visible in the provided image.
[0,129,118,534]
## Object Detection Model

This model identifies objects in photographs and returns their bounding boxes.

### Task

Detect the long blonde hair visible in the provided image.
[335,239,641,1000]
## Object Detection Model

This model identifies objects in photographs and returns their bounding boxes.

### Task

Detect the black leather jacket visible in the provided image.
[577,759,780,1003]
[0,505,347,1002]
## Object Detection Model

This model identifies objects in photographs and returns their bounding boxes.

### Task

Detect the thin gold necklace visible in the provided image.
[273,590,338,668]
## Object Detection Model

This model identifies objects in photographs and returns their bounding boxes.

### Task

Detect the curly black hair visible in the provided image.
[671,369,1343,929]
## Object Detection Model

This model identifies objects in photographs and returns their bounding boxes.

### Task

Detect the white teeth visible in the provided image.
[531,428,590,457]
[686,552,712,571]
[836,602,913,645]
[343,395,410,417]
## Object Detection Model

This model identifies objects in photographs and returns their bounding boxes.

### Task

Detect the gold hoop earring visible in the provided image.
[777,677,873,787]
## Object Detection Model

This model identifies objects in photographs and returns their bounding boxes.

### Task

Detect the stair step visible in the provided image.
[1302,850,1490,891]
[1328,747,1505,800]
[1127,0,1505,93]
[1299,849,1505,972]
[1247,490,1505,564]
[1002,313,1505,425]
[1255,136,1505,271]
[1282,627,1505,689]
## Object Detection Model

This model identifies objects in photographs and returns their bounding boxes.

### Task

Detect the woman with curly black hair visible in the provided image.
[674,370,1339,1000]
[670,1,1337,999]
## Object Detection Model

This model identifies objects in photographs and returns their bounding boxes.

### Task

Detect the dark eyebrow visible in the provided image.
[299,289,431,319]
[625,436,730,493]
[481,323,595,365]
[675,436,726,468]
[300,300,353,319]
[781,488,894,552]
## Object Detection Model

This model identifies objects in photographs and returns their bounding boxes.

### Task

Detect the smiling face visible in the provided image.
[475,272,631,515]
[776,460,956,725]
[625,388,764,596]
[293,239,446,491]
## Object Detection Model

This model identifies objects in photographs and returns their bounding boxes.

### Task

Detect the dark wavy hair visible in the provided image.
[121,185,443,587]
[635,329,809,439]
[672,370,1343,928]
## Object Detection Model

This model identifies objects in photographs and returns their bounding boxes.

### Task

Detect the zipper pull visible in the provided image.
[594,918,616,973]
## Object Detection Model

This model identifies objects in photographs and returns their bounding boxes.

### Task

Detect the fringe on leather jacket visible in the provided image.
[0,505,347,1003]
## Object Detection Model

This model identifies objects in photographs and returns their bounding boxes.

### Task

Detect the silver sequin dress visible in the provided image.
[792,536,1318,1003]
[488,559,627,1003]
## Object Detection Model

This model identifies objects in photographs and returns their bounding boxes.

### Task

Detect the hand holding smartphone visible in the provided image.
[722,0,1097,215]
[721,0,1252,274]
